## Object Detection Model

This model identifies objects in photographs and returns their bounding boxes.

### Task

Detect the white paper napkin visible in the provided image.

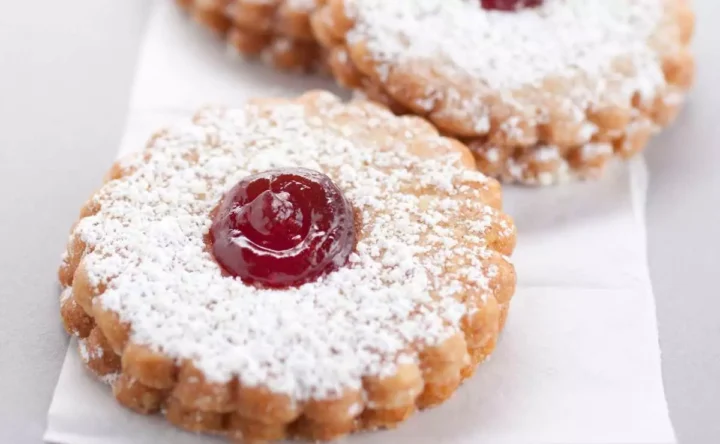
[44,2,675,443]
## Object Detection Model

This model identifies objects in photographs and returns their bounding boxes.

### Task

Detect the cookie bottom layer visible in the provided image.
[178,0,326,73]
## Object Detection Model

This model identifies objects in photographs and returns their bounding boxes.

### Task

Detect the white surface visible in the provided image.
[0,1,718,444]
[44,3,673,444]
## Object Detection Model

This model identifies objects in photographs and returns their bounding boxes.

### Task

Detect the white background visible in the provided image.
[0,1,718,443]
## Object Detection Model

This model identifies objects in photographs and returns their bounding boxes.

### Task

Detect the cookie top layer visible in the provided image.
[71,92,514,401]
[340,0,682,133]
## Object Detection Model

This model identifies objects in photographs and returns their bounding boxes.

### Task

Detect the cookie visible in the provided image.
[178,0,326,72]
[58,91,517,442]
[312,0,695,185]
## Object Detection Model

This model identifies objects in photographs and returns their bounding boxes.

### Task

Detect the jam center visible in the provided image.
[481,0,543,11]
[237,189,306,250]
[210,168,355,288]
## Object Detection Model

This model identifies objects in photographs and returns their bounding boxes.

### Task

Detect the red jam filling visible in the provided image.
[210,168,355,288]
[481,0,543,11]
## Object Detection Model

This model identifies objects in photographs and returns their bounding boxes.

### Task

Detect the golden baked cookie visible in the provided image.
[312,0,695,185]
[177,0,325,72]
[58,91,517,442]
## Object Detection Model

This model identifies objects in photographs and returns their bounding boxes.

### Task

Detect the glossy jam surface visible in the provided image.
[210,168,355,288]
[481,0,543,11]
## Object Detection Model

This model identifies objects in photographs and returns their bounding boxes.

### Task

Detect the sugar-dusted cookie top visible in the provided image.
[313,0,694,184]
[59,92,516,441]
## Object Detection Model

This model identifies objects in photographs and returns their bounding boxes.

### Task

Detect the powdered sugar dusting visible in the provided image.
[71,94,510,401]
[60,288,73,303]
[78,339,90,363]
[100,372,120,386]
[286,0,318,12]
[346,0,669,127]
[78,338,104,363]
